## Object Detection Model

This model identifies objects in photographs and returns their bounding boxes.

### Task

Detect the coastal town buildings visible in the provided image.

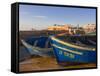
[47,24,96,34]
[82,24,96,33]
[47,24,72,31]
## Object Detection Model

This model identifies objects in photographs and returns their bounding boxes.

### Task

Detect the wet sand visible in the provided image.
[19,57,96,72]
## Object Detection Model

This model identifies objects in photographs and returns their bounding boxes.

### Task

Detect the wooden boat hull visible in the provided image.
[50,36,96,63]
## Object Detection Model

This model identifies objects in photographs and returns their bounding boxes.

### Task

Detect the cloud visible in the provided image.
[33,16,47,19]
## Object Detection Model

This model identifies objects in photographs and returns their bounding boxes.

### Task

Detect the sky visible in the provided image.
[19,4,96,31]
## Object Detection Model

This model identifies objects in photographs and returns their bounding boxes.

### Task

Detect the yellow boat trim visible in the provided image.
[52,44,83,55]
[51,37,95,51]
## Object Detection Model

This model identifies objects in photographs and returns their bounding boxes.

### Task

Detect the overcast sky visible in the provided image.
[19,4,96,31]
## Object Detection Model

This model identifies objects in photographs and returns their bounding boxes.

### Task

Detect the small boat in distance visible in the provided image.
[21,36,54,57]
[50,34,96,64]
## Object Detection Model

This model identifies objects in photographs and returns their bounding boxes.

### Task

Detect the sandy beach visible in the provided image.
[19,56,96,72]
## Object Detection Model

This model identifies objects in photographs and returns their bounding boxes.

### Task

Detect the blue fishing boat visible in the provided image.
[50,35,96,64]
[21,36,54,57]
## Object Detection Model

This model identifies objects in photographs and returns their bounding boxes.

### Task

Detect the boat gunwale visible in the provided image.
[52,44,83,55]
[21,39,52,51]
[50,36,95,51]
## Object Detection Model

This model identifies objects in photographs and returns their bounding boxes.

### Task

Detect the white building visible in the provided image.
[82,24,96,33]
